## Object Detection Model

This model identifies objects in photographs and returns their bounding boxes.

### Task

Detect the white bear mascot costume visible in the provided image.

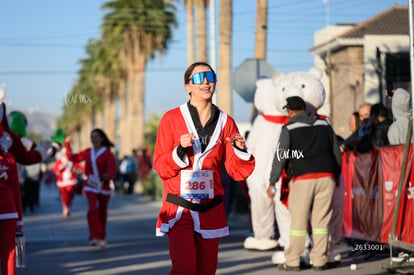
[271,68,342,265]
[243,77,289,250]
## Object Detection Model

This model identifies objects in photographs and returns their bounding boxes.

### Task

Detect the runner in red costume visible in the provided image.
[51,129,80,217]
[53,148,82,217]
[153,62,255,275]
[65,128,117,248]
[0,123,23,275]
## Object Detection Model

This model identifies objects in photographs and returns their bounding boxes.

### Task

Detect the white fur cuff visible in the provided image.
[172,147,189,168]
[234,146,252,161]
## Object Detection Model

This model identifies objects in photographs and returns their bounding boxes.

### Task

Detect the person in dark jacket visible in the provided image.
[355,103,392,153]
[268,96,342,271]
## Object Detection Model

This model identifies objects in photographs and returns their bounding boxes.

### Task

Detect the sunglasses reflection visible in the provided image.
[190,71,216,84]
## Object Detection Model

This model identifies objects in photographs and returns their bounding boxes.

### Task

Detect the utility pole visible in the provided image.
[255,0,268,59]
[376,47,383,104]
[324,51,334,124]
[209,0,216,70]
[210,0,217,105]
[251,0,268,123]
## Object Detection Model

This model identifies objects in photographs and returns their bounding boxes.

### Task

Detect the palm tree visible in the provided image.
[102,0,177,154]
[193,0,208,62]
[58,71,98,151]
[58,37,123,151]
[184,0,195,65]
[218,0,232,115]
[79,40,104,131]
[255,0,268,59]
[79,39,125,146]
[87,39,122,139]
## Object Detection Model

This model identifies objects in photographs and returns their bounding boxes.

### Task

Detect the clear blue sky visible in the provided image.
[0,0,408,123]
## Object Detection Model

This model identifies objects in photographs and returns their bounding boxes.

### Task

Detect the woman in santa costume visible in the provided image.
[0,123,23,275]
[65,128,116,248]
[52,129,81,217]
[153,62,255,275]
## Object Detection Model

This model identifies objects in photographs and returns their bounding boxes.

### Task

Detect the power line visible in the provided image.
[0,70,76,75]
[0,42,84,48]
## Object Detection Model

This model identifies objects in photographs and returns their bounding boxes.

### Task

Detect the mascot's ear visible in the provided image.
[308,67,323,80]
[272,72,285,86]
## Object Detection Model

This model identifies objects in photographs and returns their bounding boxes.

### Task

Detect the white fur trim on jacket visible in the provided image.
[172,146,189,168]
[233,146,252,161]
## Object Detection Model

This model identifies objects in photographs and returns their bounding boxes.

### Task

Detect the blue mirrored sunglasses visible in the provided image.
[189,71,216,84]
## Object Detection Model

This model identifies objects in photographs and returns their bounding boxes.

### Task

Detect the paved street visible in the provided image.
[15,182,400,275]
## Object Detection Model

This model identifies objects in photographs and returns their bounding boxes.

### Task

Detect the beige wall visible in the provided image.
[330,46,365,139]
[313,25,354,119]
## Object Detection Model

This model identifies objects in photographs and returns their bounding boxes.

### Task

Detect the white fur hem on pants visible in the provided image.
[156,224,229,239]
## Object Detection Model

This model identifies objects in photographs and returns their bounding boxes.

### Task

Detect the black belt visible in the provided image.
[166,193,223,213]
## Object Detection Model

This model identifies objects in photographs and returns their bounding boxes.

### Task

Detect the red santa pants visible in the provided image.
[0,219,17,275]
[85,191,110,240]
[59,185,77,207]
[168,209,220,275]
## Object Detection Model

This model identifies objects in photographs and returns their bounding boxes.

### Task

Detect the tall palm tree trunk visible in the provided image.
[119,81,130,156]
[94,110,104,129]
[128,54,146,151]
[186,0,195,65]
[119,48,132,156]
[80,115,93,151]
[73,125,81,153]
[124,74,134,154]
[195,0,207,62]
[104,92,116,143]
[218,0,233,115]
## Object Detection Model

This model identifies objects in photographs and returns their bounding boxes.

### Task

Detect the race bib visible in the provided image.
[180,170,214,199]
[87,175,102,190]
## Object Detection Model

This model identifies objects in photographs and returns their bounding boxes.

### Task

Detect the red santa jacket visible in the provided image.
[0,103,44,164]
[65,143,117,195]
[52,157,80,188]
[0,152,23,226]
[2,128,43,164]
[154,104,255,238]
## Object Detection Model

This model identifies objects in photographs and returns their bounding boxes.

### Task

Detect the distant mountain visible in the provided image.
[10,108,59,141]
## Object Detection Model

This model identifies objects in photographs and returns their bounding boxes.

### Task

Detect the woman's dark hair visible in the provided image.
[184,61,216,85]
[91,128,114,148]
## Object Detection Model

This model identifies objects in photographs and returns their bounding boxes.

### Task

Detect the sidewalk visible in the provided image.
[16,182,396,274]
